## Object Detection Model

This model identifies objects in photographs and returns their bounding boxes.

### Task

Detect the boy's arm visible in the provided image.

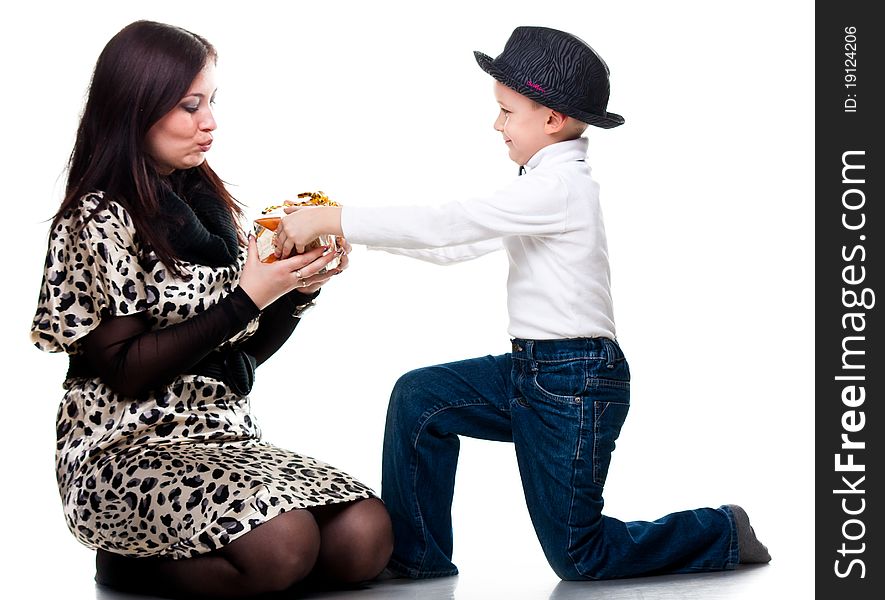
[276,204,502,264]
[370,238,503,265]
[340,177,566,250]
[277,174,568,254]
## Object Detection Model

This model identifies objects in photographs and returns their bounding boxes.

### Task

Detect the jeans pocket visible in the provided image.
[531,359,587,402]
[591,381,630,486]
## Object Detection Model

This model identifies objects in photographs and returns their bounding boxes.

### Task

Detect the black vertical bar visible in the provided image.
[816,2,882,597]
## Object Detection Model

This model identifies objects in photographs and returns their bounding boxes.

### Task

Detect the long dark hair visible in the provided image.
[55,20,243,274]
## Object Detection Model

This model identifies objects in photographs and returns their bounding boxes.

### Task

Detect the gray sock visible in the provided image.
[728,504,771,564]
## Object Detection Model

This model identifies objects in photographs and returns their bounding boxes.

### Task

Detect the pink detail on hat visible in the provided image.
[526,80,546,93]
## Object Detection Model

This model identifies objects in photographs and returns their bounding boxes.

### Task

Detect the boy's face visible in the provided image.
[493,81,555,166]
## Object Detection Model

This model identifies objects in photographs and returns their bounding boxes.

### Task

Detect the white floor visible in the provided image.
[83,561,779,600]
[18,518,803,600]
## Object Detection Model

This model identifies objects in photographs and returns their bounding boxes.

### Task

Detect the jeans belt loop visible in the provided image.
[603,338,616,369]
[525,340,539,372]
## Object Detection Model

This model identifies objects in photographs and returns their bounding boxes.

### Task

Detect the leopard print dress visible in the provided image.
[31,193,374,559]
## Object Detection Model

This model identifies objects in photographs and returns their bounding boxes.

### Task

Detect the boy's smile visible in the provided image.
[492,81,569,167]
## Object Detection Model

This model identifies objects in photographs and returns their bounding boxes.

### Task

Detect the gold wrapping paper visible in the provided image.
[253,191,340,272]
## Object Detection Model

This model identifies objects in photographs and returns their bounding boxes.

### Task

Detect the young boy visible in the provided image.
[275,26,770,580]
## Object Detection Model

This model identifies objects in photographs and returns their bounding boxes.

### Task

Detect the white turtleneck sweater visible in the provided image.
[341,137,616,341]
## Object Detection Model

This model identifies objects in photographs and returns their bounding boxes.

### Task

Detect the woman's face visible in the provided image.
[145,62,217,174]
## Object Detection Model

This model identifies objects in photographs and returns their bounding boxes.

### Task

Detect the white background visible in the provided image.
[0,1,813,598]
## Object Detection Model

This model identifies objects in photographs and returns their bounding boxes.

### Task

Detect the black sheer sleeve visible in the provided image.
[79,287,260,397]
[238,289,319,366]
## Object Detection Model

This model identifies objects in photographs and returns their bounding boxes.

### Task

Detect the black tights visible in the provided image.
[95,498,393,598]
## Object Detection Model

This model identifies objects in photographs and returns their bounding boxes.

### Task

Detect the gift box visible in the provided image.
[254,191,340,272]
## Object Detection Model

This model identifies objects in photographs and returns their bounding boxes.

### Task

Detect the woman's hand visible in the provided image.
[238,235,341,309]
[299,237,350,294]
[275,206,343,259]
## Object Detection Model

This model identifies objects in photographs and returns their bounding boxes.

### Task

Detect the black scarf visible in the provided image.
[159,184,240,267]
[156,182,257,394]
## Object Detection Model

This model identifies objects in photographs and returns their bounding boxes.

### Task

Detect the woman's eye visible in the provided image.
[183,104,199,113]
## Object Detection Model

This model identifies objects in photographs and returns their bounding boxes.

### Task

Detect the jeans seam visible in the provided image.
[565,396,585,577]
[411,399,491,449]
[522,356,606,365]
[408,433,428,573]
[409,400,490,574]
[591,377,631,390]
[592,401,601,484]
[721,504,741,569]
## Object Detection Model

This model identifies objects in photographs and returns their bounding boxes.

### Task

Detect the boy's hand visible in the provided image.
[275,206,343,258]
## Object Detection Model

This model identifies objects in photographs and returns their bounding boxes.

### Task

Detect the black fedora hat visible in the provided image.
[474,26,624,129]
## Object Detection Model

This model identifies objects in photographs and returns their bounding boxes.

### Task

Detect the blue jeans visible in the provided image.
[381,337,739,579]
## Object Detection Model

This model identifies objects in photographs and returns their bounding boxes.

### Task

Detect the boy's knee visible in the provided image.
[544,549,582,581]
[388,368,437,419]
[391,368,430,399]
[541,544,606,581]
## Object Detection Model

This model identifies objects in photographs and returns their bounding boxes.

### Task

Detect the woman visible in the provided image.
[30,20,392,598]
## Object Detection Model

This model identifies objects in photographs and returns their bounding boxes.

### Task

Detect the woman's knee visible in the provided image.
[349,498,394,557]
[224,509,321,593]
[320,498,393,582]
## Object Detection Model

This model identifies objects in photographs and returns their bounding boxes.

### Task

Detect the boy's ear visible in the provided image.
[544,110,569,135]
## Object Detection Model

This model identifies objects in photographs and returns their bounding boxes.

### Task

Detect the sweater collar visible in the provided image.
[158,185,240,267]
[522,137,589,174]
